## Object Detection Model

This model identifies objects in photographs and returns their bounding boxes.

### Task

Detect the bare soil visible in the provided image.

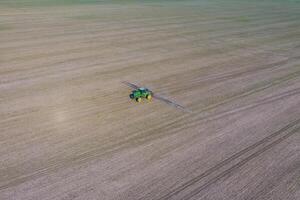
[0,1,299,199]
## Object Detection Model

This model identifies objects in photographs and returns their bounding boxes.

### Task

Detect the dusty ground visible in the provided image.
[0,0,300,199]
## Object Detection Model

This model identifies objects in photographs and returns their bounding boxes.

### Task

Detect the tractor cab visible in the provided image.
[138,87,149,93]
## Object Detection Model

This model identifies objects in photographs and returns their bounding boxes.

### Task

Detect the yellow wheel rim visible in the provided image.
[137,98,141,102]
[147,95,152,100]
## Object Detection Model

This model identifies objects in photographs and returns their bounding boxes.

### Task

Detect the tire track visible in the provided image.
[162,56,291,92]
[201,87,300,122]
[1,6,287,43]
[2,12,298,77]
[2,10,297,51]
[2,24,298,90]
[152,72,300,137]
[182,127,300,200]
[157,119,300,200]
[1,87,298,193]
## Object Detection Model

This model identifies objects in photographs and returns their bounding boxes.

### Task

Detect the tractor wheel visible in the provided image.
[146,94,152,100]
[129,94,134,99]
[136,97,142,102]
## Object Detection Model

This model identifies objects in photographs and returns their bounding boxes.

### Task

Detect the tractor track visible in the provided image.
[2,10,296,50]
[148,77,300,140]
[1,86,298,192]
[2,15,298,88]
[1,1,300,199]
[156,119,300,200]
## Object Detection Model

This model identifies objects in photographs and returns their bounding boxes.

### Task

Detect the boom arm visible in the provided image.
[122,81,192,113]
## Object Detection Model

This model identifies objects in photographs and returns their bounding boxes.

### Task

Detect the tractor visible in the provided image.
[123,81,191,113]
[129,87,152,102]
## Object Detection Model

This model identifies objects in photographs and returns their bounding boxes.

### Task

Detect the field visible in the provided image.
[0,0,300,199]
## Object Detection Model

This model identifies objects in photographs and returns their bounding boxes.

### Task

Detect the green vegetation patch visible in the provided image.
[0,0,153,7]
[0,0,106,7]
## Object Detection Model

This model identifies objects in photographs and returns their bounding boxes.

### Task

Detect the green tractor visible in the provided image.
[129,87,152,102]
[123,81,191,113]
